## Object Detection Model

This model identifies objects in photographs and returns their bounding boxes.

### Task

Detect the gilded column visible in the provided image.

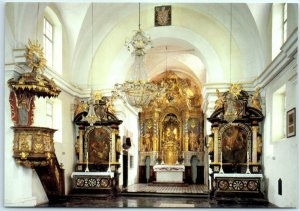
[212,127,219,163]
[78,125,85,163]
[153,109,160,151]
[252,126,258,163]
[184,111,189,151]
[111,129,117,163]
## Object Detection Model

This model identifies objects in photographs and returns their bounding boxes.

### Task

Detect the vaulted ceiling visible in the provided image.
[5,3,272,90]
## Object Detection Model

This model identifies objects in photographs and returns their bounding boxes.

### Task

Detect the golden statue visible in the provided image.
[214,89,224,110]
[208,136,214,153]
[162,126,179,164]
[257,135,262,154]
[143,133,152,152]
[189,131,198,151]
[184,133,189,151]
[251,87,262,110]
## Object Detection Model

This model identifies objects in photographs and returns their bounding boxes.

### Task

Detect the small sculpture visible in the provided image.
[214,89,224,110]
[251,87,262,110]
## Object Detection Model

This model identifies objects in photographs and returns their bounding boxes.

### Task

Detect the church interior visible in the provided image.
[4,2,299,208]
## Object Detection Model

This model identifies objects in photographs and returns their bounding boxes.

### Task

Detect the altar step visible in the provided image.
[121,191,209,198]
[121,183,209,198]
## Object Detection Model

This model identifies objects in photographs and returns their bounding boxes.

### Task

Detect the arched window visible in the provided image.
[271,3,288,60]
[43,6,62,74]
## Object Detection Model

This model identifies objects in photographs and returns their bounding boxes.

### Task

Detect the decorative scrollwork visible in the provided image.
[218,180,229,190]
[87,178,97,187]
[76,178,85,187]
[247,180,258,191]
[232,180,244,190]
[100,178,110,188]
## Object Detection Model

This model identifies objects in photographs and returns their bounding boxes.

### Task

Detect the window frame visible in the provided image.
[43,17,53,68]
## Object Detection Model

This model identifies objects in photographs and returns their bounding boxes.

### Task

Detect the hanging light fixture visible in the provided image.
[223,4,239,124]
[114,3,161,108]
[85,3,100,126]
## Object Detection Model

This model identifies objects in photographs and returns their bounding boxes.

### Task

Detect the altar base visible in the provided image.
[153,165,185,183]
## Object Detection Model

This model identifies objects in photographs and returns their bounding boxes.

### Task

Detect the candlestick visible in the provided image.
[85,151,89,172]
[246,151,251,174]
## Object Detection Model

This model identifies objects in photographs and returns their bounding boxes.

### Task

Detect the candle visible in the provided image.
[247,152,249,162]
[220,152,222,163]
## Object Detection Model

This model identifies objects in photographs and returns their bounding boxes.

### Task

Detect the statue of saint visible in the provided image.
[251,87,262,110]
[257,134,263,154]
[214,89,224,110]
[208,136,214,153]
[189,131,198,151]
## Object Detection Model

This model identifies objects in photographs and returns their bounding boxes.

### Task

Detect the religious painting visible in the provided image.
[155,5,171,27]
[85,127,111,164]
[221,126,248,163]
[188,118,203,151]
[287,108,296,138]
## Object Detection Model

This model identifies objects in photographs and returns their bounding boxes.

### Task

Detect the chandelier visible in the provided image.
[85,3,100,126]
[223,4,239,124]
[114,3,160,108]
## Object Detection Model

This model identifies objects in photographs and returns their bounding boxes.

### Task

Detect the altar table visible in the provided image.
[71,171,115,190]
[153,165,185,183]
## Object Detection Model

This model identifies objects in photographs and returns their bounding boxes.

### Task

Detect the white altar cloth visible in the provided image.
[214,173,263,179]
[71,171,114,178]
[153,165,185,183]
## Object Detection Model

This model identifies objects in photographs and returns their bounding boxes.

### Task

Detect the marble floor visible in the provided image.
[38,195,277,208]
[37,183,277,208]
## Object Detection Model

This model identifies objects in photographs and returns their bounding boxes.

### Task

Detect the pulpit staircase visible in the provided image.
[34,155,65,201]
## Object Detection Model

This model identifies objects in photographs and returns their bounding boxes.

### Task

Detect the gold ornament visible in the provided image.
[25,39,47,71]
[229,83,242,98]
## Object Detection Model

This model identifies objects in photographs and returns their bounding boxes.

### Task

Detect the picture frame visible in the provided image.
[287,108,296,138]
[155,5,171,27]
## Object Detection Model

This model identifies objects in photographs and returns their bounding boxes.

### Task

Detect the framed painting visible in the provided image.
[155,5,171,27]
[287,108,296,138]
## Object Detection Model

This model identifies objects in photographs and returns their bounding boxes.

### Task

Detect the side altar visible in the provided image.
[207,84,266,202]
[71,93,123,195]
[153,165,185,183]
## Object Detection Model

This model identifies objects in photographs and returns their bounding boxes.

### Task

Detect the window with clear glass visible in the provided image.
[283,3,288,42]
[43,18,53,68]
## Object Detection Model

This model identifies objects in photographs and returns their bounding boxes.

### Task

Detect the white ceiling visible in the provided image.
[6,2,273,90]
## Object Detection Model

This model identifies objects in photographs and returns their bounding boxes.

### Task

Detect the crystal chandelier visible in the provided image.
[223,4,238,124]
[85,3,100,126]
[114,3,160,108]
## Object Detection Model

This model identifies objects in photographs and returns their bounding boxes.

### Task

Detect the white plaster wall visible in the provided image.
[263,63,297,208]
[4,70,37,207]
[114,102,139,187]
[32,90,76,204]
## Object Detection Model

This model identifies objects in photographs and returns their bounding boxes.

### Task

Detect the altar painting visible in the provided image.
[221,126,247,163]
[85,127,111,164]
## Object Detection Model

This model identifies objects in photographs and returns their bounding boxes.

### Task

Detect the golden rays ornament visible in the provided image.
[25,39,47,72]
[229,83,242,98]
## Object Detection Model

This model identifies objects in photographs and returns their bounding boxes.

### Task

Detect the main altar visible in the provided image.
[138,71,205,184]
[153,165,185,183]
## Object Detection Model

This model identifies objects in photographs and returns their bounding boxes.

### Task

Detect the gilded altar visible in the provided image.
[72,93,123,194]
[207,84,265,201]
[138,71,204,183]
